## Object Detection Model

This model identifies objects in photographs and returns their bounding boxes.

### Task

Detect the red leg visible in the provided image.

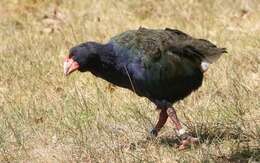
[167,107,199,150]
[150,109,168,137]
[166,107,182,130]
[155,109,168,131]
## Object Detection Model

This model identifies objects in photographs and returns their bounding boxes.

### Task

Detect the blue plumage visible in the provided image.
[64,27,226,146]
[66,27,226,109]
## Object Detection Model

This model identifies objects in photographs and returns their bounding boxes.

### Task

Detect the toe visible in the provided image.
[190,137,199,144]
[178,136,199,150]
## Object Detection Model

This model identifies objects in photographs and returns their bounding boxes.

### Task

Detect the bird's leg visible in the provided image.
[166,107,182,130]
[150,109,168,137]
[155,109,168,131]
[167,107,199,150]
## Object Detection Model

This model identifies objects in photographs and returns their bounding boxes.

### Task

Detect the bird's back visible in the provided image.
[110,27,190,61]
[108,27,225,106]
[110,27,225,64]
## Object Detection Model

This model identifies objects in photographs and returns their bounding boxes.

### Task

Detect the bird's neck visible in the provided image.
[97,43,116,65]
[83,41,109,54]
[87,42,132,89]
[86,42,116,73]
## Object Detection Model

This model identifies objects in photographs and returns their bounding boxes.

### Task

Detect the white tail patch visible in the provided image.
[201,61,209,72]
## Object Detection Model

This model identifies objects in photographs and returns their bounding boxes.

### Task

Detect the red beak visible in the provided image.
[63,56,79,76]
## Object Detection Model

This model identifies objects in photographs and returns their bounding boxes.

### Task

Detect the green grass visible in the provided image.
[0,0,259,162]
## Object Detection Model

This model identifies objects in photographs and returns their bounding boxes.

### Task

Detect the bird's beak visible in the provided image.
[63,56,79,76]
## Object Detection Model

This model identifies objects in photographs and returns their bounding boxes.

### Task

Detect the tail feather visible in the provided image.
[191,39,227,72]
[181,39,227,64]
[203,47,227,63]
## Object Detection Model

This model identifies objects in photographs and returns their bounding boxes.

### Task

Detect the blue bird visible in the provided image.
[64,27,226,149]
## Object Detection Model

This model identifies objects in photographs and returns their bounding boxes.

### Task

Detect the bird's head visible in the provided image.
[64,43,96,76]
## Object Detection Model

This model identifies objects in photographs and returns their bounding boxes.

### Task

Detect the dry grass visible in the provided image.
[0,0,259,162]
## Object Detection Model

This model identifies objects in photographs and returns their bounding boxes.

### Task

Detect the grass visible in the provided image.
[0,0,259,162]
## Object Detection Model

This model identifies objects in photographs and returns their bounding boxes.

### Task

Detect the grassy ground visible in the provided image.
[0,0,259,162]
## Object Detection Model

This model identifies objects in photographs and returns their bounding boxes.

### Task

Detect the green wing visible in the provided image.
[110,27,226,99]
[111,27,225,72]
[110,27,200,75]
[110,27,188,60]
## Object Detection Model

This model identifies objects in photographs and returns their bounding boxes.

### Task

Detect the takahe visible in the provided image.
[64,27,226,149]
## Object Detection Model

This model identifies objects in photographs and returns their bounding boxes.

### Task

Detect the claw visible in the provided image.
[178,136,199,150]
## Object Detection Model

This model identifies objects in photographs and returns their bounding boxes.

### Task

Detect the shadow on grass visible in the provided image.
[229,148,260,162]
[154,125,246,149]
[128,120,254,151]
[132,126,244,149]
[128,136,180,150]
[187,122,247,144]
[159,137,180,148]
[156,128,239,148]
[216,147,260,163]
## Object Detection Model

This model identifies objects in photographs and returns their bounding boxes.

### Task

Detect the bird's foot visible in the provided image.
[178,133,199,150]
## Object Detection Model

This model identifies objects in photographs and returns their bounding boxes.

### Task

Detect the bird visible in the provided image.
[64,27,226,149]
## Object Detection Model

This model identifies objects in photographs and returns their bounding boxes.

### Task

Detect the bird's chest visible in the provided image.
[90,63,131,89]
